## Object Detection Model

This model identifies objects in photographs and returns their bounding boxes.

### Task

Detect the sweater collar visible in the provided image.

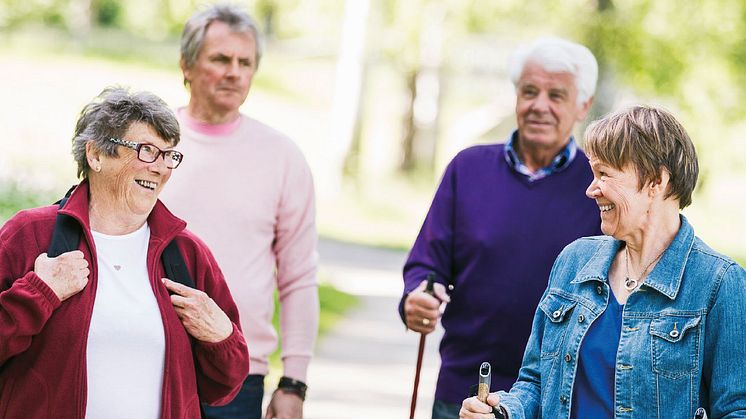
[177,107,242,136]
[503,129,578,182]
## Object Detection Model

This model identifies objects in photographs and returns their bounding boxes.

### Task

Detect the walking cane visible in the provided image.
[409,273,436,419]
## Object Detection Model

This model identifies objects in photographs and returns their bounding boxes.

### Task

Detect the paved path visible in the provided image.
[302,239,443,419]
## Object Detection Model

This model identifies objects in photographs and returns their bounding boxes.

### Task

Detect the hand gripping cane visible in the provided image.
[409,272,436,419]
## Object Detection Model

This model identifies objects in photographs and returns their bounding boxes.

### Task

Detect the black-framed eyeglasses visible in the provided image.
[108,138,184,169]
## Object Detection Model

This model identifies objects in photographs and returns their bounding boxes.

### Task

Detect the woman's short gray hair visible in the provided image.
[180,3,264,83]
[71,86,180,178]
[584,106,699,209]
[508,37,598,106]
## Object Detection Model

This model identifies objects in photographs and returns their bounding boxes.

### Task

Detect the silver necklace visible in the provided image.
[624,245,665,291]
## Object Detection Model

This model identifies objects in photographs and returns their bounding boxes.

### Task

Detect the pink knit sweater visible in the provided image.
[161,108,319,381]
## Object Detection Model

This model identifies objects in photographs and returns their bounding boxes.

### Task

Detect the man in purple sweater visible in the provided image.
[400,37,603,418]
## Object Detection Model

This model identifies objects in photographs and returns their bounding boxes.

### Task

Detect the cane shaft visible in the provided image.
[409,334,427,419]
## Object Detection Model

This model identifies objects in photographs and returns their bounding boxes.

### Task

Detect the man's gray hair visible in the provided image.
[180,3,264,79]
[508,37,598,106]
[71,86,180,179]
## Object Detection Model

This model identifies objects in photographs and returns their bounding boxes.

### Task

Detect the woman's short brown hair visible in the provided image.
[584,106,699,209]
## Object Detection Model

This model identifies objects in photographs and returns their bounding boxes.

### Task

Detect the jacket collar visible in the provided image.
[572,215,695,300]
[59,180,187,245]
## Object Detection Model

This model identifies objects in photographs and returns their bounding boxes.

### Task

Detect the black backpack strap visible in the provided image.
[161,239,206,418]
[161,239,196,292]
[48,186,82,258]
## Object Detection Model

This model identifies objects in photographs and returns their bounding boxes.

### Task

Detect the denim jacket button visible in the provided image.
[596,285,603,295]
[564,353,572,362]
[578,314,585,323]
[670,330,680,338]
[553,310,561,319]
[560,395,568,404]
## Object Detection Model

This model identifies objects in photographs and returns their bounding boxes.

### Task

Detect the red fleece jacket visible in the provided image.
[0,182,250,418]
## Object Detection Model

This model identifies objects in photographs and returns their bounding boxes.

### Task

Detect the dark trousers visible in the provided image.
[202,375,265,419]
[432,398,461,419]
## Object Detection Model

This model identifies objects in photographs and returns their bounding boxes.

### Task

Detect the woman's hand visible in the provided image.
[162,278,233,343]
[34,251,90,301]
[460,393,501,419]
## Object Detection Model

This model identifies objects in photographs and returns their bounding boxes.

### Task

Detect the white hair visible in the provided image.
[508,37,598,106]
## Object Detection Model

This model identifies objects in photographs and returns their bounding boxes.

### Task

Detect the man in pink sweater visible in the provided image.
[160,4,319,419]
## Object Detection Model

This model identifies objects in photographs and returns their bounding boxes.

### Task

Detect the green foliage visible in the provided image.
[0,181,55,225]
[94,0,123,27]
[0,0,68,29]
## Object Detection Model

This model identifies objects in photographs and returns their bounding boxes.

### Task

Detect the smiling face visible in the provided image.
[585,155,656,240]
[90,121,174,220]
[182,21,257,122]
[515,62,591,153]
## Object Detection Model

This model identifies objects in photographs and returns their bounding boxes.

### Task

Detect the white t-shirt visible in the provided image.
[85,223,165,419]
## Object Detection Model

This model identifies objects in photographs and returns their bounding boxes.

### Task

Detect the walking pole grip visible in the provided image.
[425,272,435,295]
[695,408,708,419]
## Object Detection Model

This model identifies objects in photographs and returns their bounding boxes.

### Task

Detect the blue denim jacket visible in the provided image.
[498,216,746,418]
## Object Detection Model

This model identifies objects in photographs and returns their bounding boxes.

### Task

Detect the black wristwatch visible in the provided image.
[277,376,308,401]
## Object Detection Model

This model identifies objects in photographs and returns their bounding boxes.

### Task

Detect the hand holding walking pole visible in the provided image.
[409,273,436,419]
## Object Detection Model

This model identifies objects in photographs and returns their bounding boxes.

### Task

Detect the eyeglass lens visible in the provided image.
[138,144,183,168]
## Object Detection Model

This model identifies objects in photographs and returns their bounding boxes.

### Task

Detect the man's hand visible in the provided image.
[460,393,501,419]
[264,389,303,419]
[162,278,233,343]
[404,279,450,334]
[34,251,89,302]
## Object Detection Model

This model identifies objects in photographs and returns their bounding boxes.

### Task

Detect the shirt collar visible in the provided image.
[573,215,695,300]
[504,130,578,181]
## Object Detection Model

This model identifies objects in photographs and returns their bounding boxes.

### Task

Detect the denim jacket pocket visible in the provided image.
[650,314,701,379]
[538,292,577,359]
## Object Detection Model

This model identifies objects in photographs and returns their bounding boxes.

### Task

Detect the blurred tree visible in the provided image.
[93,0,123,27]
[375,0,446,175]
[256,0,277,37]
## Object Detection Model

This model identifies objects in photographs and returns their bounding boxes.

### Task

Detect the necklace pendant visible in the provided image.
[624,277,638,291]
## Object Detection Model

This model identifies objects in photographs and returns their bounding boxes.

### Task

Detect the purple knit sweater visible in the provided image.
[400,142,602,404]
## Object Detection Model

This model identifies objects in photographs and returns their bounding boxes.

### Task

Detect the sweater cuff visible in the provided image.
[283,355,311,383]
[25,272,62,311]
[198,323,243,353]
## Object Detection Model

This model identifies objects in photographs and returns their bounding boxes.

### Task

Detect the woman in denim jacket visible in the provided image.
[461,106,746,419]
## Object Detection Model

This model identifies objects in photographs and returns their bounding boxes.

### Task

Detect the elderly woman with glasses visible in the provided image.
[0,87,249,418]
[460,106,746,419]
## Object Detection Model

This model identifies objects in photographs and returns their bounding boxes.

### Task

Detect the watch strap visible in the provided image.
[277,376,307,401]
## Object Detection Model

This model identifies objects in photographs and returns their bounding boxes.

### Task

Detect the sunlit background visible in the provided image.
[1,0,744,416]
[1,0,744,261]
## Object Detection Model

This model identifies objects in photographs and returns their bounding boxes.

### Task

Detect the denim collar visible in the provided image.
[503,130,578,181]
[572,215,695,300]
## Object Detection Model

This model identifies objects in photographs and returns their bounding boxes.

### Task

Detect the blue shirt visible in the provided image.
[570,291,623,418]
[504,130,578,182]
